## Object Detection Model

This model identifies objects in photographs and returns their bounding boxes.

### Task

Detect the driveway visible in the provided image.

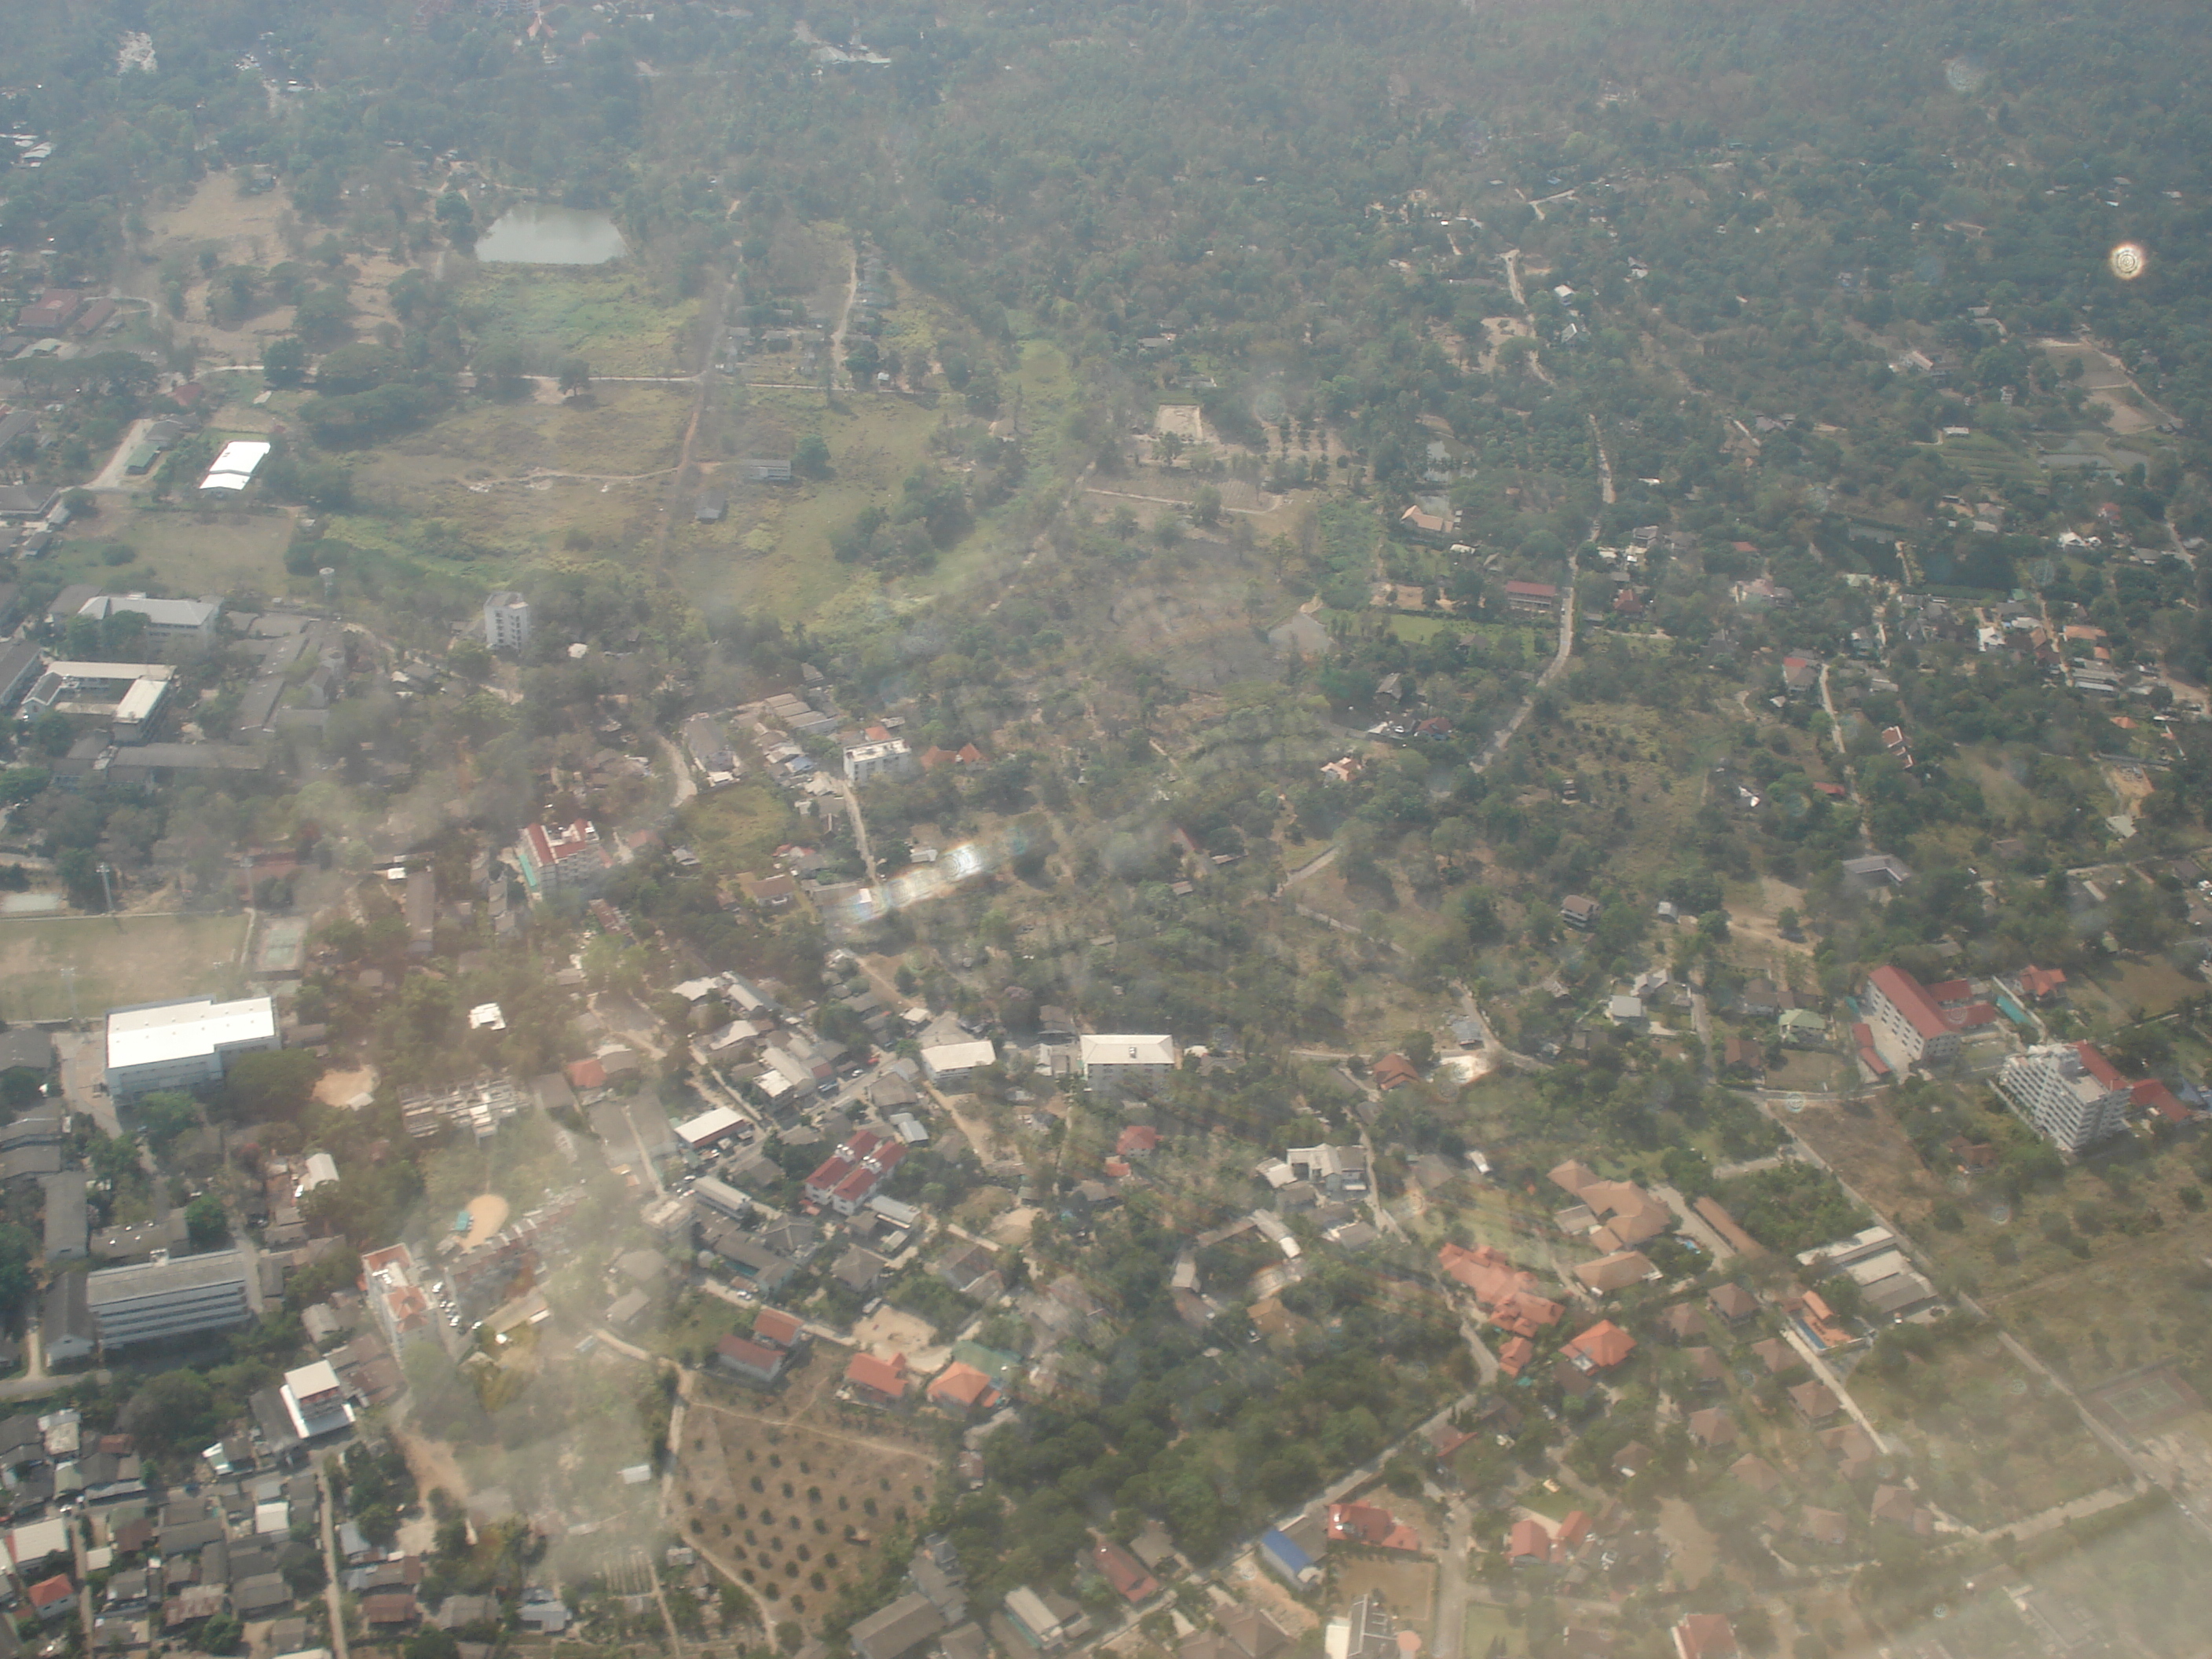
[55,1030,119,1139]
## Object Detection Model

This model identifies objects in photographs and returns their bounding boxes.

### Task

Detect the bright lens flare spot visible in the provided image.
[2111,243,2147,280]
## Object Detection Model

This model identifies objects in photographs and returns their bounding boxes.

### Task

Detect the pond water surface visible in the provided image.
[475,204,628,265]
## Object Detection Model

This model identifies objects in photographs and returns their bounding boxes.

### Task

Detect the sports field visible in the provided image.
[0,914,253,1022]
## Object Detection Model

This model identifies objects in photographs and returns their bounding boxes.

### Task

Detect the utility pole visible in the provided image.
[96,862,115,918]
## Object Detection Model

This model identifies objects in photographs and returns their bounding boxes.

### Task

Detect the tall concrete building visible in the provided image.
[1997,1042,2133,1152]
[483,591,532,653]
[1862,966,1960,1071]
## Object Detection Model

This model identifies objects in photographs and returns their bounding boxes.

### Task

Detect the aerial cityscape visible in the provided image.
[0,3,2210,1659]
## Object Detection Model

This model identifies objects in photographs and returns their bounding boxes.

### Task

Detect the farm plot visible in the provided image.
[676,1353,942,1635]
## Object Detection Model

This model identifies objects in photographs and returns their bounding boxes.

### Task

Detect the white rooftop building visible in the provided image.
[279,1358,354,1439]
[1077,1034,1178,1085]
[104,994,279,1101]
[921,1039,997,1086]
[1997,1042,2133,1152]
[844,737,912,783]
[199,440,271,495]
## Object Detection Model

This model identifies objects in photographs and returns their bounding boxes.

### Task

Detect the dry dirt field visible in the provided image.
[0,914,251,1021]
[134,173,416,365]
[676,1353,941,1632]
[1331,1553,1438,1636]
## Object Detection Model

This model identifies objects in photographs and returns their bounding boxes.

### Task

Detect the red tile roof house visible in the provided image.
[1326,1502,1420,1552]
[752,1307,807,1350]
[1372,1053,1421,1090]
[716,1333,789,1387]
[1562,1320,1637,1375]
[27,1575,75,1621]
[1671,1613,1738,1659]
[1116,1124,1161,1157]
[846,1351,911,1406]
[1091,1540,1159,1604]
[1506,1518,1552,1566]
[926,1361,1000,1415]
[805,1129,908,1215]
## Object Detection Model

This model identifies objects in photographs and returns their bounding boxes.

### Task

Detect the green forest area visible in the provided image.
[6,2,2212,1658]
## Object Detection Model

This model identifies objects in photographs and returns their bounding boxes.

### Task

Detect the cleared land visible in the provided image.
[676,1356,941,1633]
[0,914,252,1021]
[59,502,298,598]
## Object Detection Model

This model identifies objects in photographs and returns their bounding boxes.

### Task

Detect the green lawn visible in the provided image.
[460,266,703,376]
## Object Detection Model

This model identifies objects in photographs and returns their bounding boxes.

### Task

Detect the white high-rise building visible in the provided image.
[1996,1042,2133,1152]
[483,591,532,653]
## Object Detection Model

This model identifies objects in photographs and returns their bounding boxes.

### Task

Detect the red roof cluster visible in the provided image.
[1327,1502,1420,1551]
[805,1129,908,1209]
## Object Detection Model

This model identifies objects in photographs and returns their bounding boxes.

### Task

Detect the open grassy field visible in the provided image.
[1847,1323,2129,1529]
[332,382,694,575]
[459,266,703,377]
[0,914,252,1021]
[667,384,945,624]
[676,1353,941,1634]
[1461,1605,1524,1658]
[676,785,804,887]
[56,501,298,599]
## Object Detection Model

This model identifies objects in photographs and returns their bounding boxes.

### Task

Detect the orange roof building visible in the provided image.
[1326,1502,1420,1551]
[846,1351,910,1404]
[1091,1540,1159,1603]
[1562,1320,1636,1375]
[753,1308,805,1349]
[926,1361,1000,1415]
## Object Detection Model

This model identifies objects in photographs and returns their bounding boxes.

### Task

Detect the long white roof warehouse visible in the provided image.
[104,994,280,1099]
[199,439,272,494]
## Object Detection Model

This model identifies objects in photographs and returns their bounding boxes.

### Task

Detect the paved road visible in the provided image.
[658,734,698,808]
[1430,1499,1474,1659]
[55,1029,119,1140]
[317,1455,352,1659]
[1817,662,1871,848]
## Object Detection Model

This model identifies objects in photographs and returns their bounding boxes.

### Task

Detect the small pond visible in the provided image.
[475,204,628,265]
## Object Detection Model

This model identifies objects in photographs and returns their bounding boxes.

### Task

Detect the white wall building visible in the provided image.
[921,1039,997,1086]
[104,995,279,1101]
[1997,1042,2133,1152]
[518,819,610,895]
[199,440,271,496]
[844,738,912,783]
[483,591,532,653]
[1077,1035,1178,1086]
[78,594,221,646]
[1862,965,1961,1071]
[279,1359,356,1439]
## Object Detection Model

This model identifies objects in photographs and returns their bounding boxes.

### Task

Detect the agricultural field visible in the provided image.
[1927,430,2045,490]
[346,380,694,555]
[0,914,253,1022]
[675,1354,942,1633]
[458,266,705,377]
